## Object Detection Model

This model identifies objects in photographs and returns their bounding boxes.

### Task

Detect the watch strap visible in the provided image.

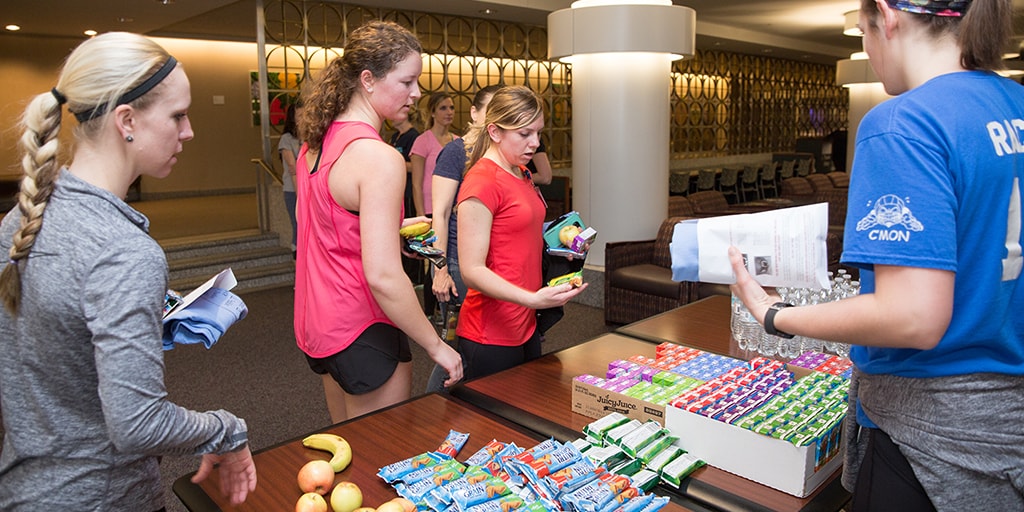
[764,302,795,339]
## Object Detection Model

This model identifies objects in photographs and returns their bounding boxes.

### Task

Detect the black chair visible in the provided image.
[759,163,779,199]
[718,167,740,204]
[740,165,761,202]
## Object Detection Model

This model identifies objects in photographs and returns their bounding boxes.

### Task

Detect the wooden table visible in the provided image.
[614,296,747,358]
[172,393,706,511]
[451,297,851,512]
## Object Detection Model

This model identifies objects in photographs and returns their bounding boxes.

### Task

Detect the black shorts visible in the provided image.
[305,323,412,395]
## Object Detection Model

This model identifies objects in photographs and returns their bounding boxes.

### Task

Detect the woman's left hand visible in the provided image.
[727,246,780,324]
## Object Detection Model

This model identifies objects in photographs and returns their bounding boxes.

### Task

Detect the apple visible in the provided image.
[559,225,582,247]
[353,508,376,512]
[375,501,404,512]
[296,492,329,512]
[385,497,415,512]
[298,459,336,495]
[329,481,363,512]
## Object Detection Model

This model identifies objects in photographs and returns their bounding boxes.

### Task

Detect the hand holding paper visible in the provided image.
[669,203,831,289]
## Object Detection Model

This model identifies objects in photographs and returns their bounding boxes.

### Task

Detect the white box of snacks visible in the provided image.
[572,343,851,498]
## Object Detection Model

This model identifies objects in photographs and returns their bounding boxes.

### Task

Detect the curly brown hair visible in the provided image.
[298,21,421,149]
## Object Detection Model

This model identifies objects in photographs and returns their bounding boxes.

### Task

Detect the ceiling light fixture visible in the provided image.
[5,24,20,31]
[479,8,496,15]
[843,10,863,37]
[84,29,97,36]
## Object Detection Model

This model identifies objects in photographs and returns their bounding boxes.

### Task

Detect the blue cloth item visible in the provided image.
[669,219,700,282]
[162,287,248,350]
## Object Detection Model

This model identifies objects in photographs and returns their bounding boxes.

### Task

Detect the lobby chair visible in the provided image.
[718,167,740,204]
[759,163,779,199]
[695,168,717,192]
[805,174,834,194]
[740,165,761,202]
[778,159,796,180]
[795,158,813,177]
[605,216,698,325]
[826,171,849,188]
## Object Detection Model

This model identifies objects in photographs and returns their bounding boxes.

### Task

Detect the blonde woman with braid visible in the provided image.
[0,33,256,510]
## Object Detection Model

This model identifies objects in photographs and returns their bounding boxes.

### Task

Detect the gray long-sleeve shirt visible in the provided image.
[0,170,248,511]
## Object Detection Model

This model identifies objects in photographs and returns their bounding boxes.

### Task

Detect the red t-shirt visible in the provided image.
[455,158,546,346]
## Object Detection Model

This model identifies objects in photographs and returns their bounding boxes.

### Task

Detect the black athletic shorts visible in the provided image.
[305,323,412,395]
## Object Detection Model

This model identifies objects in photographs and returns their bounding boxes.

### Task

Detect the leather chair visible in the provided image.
[826,171,849,188]
[805,174,834,194]
[604,216,697,325]
[780,177,816,202]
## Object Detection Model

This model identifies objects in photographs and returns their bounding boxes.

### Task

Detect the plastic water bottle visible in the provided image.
[731,293,760,352]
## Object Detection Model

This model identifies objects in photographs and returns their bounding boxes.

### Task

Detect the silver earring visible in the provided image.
[125,135,134,143]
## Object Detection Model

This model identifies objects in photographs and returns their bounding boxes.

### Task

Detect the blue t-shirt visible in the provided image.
[842,71,1024,386]
[434,138,468,262]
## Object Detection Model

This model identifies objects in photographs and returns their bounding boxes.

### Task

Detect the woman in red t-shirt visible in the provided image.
[455,86,586,380]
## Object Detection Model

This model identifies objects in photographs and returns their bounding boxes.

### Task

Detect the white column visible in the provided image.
[548,1,695,267]
[571,52,672,265]
[845,83,890,171]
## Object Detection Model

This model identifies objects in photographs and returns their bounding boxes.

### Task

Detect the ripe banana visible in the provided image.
[399,221,431,238]
[302,433,353,472]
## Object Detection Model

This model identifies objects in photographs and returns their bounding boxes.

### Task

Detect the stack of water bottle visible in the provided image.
[731,269,860,361]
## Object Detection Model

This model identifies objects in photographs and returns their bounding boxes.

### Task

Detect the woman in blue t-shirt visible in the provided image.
[730,1,1024,510]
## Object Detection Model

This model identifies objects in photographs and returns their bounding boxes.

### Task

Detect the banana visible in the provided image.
[302,433,353,472]
[399,221,431,238]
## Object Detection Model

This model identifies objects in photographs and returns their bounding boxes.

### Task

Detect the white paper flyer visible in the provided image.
[669,203,830,289]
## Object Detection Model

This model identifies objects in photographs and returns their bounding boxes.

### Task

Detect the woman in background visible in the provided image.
[425,84,501,392]
[278,101,302,253]
[410,91,456,217]
[730,0,1023,509]
[295,21,462,423]
[455,85,585,380]
[0,32,256,510]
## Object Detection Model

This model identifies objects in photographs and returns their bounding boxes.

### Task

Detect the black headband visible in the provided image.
[73,56,178,123]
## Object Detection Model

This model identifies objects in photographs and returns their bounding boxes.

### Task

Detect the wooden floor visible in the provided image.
[131,193,259,242]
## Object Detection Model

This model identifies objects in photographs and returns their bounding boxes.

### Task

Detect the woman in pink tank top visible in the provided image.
[294,21,462,422]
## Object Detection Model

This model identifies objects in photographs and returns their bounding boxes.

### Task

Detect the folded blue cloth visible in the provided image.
[162,287,248,350]
[669,219,700,282]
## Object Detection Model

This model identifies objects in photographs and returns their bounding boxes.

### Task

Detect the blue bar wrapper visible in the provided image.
[378,451,448,483]
[450,475,515,510]
[436,430,470,459]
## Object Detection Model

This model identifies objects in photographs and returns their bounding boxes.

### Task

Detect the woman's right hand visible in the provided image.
[427,340,463,387]
[432,267,457,303]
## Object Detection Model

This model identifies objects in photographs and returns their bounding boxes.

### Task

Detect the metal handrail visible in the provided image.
[250,158,283,186]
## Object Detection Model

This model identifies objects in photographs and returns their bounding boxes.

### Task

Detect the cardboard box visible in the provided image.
[665,404,842,498]
[572,379,666,425]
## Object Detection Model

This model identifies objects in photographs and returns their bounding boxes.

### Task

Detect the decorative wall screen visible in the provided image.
[260,1,847,167]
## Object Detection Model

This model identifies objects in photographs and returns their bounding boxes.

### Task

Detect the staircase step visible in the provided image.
[160,229,277,261]
[170,262,295,294]
[161,229,295,294]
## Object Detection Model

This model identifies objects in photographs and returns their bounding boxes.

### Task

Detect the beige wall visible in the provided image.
[0,34,263,198]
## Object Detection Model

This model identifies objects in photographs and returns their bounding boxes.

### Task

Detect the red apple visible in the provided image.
[298,459,335,495]
[296,492,329,512]
[329,481,363,512]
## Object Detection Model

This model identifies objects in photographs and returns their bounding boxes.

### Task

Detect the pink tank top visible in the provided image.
[293,121,397,358]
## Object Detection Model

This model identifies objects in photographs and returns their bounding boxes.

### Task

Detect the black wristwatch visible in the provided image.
[764,302,795,339]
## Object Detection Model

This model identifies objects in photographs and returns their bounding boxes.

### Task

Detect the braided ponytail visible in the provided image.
[0,94,63,314]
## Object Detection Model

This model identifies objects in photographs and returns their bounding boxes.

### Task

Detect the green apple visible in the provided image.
[329,481,363,512]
